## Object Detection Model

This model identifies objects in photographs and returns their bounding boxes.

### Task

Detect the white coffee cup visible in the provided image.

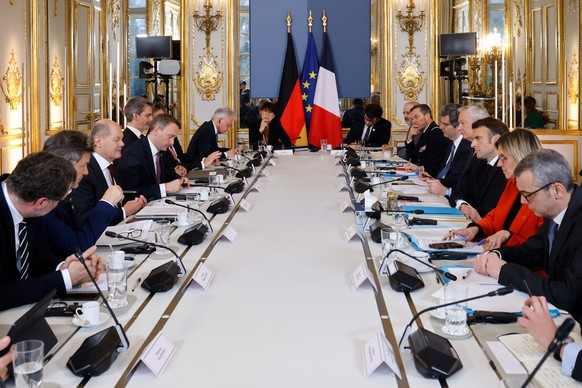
[107,251,125,269]
[176,213,188,226]
[75,301,100,325]
[384,150,392,159]
[199,190,209,200]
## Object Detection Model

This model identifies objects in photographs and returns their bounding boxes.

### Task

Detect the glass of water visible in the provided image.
[154,219,171,255]
[186,193,201,223]
[106,262,128,308]
[442,283,470,336]
[12,339,44,388]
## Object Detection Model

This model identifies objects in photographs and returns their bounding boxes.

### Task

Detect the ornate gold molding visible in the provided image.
[514,0,524,37]
[568,52,579,104]
[193,0,223,101]
[1,50,22,110]
[110,0,120,41]
[50,56,64,106]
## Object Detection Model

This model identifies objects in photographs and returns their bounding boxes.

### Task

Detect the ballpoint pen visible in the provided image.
[477,238,487,246]
[454,233,469,242]
[523,279,533,297]
[131,277,142,292]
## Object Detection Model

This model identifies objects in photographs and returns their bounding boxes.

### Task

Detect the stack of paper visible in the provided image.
[134,203,187,219]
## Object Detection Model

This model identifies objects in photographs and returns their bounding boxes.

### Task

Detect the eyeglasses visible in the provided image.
[519,182,554,202]
[116,229,143,239]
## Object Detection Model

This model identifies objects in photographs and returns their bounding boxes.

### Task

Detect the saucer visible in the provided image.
[72,312,110,328]
[429,309,446,320]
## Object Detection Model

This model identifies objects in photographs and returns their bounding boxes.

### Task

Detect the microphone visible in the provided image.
[242,153,262,167]
[380,249,457,281]
[187,181,245,205]
[354,176,409,193]
[66,249,130,377]
[104,231,186,292]
[521,317,576,388]
[165,199,213,245]
[219,163,253,178]
[398,285,514,379]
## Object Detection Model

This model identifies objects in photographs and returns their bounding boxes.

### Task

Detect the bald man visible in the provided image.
[71,119,147,226]
[397,101,419,159]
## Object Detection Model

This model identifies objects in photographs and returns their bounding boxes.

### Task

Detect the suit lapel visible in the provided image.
[0,185,17,261]
[549,187,582,268]
[89,156,109,192]
[141,138,157,183]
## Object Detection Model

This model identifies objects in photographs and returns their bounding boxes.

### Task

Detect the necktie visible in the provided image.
[363,126,371,142]
[107,163,116,185]
[436,143,456,179]
[548,220,558,255]
[17,221,29,279]
[155,152,162,184]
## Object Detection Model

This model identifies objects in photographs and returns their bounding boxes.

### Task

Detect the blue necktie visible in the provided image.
[436,143,456,179]
[363,126,371,142]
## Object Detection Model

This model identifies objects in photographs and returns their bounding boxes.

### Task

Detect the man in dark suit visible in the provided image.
[474,149,582,323]
[397,100,419,159]
[422,104,472,195]
[404,104,451,177]
[186,107,241,166]
[42,130,127,256]
[121,96,153,152]
[117,114,187,200]
[341,98,365,129]
[342,104,391,148]
[0,152,102,310]
[449,117,508,221]
[71,120,147,227]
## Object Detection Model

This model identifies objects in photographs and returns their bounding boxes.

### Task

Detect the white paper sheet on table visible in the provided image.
[395,186,429,195]
[134,203,187,218]
[179,186,210,194]
[96,220,156,246]
[403,228,483,254]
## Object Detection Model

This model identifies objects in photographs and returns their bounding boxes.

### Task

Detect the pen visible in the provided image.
[43,353,54,366]
[132,277,142,292]
[122,190,137,194]
[454,233,469,242]
[477,238,487,246]
[523,280,533,297]
[462,269,472,279]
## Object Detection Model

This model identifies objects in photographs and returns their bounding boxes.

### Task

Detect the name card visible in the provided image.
[351,262,377,291]
[268,159,277,166]
[274,149,293,156]
[191,262,214,290]
[334,159,343,165]
[239,199,252,212]
[249,183,263,192]
[364,195,377,210]
[260,169,270,177]
[140,332,177,377]
[336,168,346,177]
[363,331,402,378]
[331,150,344,157]
[339,199,355,213]
[218,225,238,242]
[344,224,360,243]
[337,183,349,192]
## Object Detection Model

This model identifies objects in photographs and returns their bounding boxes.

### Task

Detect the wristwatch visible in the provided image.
[554,336,575,361]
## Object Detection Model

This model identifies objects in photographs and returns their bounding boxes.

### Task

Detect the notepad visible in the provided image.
[401,205,464,216]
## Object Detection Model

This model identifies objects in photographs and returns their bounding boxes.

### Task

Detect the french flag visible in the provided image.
[309,31,343,148]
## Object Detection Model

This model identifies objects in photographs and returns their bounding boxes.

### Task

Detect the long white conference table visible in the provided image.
[0,151,556,387]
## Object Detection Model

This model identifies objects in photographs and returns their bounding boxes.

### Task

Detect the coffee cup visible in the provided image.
[75,301,100,325]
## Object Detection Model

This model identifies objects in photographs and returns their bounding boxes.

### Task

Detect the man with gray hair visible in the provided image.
[473,149,582,321]
[396,100,419,159]
[186,107,241,165]
[122,96,154,152]
[457,103,490,142]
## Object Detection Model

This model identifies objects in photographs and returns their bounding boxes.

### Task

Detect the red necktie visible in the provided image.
[107,164,116,185]
[155,152,162,184]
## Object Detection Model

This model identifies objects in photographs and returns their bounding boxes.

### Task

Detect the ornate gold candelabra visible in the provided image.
[193,0,222,55]
[468,57,484,96]
[193,0,223,101]
[396,0,425,56]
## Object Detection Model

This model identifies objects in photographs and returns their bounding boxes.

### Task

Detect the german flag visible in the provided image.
[277,32,308,146]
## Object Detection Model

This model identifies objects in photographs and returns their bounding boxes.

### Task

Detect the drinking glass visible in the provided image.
[12,340,44,388]
[320,139,328,152]
[106,263,128,308]
[154,219,171,254]
[186,193,201,223]
[442,283,470,336]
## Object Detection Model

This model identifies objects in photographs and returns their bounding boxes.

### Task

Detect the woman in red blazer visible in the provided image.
[446,128,543,250]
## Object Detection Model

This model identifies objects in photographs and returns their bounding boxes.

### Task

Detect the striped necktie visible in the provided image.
[155,152,162,184]
[17,221,29,279]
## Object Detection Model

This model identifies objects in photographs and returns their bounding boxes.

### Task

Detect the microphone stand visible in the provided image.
[218,163,253,180]
[73,249,130,352]
[165,199,213,234]
[380,249,457,283]
[354,176,408,194]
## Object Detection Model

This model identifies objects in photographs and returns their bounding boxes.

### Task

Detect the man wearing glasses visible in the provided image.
[473,149,582,321]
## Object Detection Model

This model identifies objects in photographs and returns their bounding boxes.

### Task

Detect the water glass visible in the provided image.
[442,283,470,336]
[208,174,220,197]
[186,193,201,223]
[225,159,235,178]
[380,228,395,258]
[154,219,171,254]
[392,212,407,231]
[12,340,44,388]
[320,139,328,152]
[106,263,128,308]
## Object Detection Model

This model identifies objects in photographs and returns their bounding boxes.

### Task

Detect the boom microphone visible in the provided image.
[353,175,409,193]
[219,163,253,178]
[380,249,457,281]
[165,199,213,245]
[66,249,130,377]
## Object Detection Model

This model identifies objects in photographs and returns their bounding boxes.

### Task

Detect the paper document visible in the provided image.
[498,333,580,387]
[403,228,484,254]
[96,220,156,246]
[134,203,187,218]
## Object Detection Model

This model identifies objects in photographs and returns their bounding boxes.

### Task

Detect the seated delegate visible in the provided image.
[248,101,291,150]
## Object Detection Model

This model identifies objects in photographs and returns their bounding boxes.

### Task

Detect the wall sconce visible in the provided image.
[193,0,222,54]
[396,0,425,56]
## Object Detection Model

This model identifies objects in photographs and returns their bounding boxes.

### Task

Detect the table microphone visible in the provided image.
[66,249,130,377]
[520,317,576,388]
[398,285,514,379]
[218,163,253,178]
[354,175,408,193]
[104,231,186,292]
[165,199,213,245]
[380,249,457,282]
[242,153,262,167]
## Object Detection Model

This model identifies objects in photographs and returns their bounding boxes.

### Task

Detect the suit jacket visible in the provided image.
[121,127,141,153]
[71,155,124,226]
[0,177,67,310]
[117,136,180,200]
[42,197,117,257]
[448,156,507,218]
[437,138,472,188]
[186,121,230,165]
[343,117,391,147]
[248,119,291,150]
[475,178,543,246]
[405,121,451,177]
[498,186,582,321]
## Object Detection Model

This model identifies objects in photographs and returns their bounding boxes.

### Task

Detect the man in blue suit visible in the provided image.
[0,152,102,310]
[43,130,125,257]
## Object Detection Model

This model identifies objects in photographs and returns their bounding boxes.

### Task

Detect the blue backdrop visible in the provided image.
[250,0,370,98]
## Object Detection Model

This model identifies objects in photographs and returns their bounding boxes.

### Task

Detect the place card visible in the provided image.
[351,262,377,291]
[336,168,346,177]
[337,183,349,192]
[331,150,344,157]
[249,183,264,192]
[259,169,270,177]
[344,224,360,243]
[140,332,177,377]
[239,198,252,212]
[339,199,355,213]
[268,159,277,166]
[218,225,238,242]
[274,149,293,156]
[191,263,214,290]
[363,331,402,378]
